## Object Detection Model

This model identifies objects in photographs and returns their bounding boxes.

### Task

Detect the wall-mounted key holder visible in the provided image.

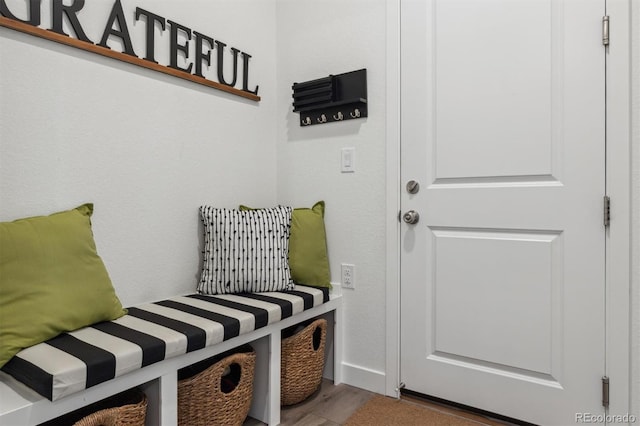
[292,69,367,127]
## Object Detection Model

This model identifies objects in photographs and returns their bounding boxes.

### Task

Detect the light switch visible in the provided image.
[341,147,355,173]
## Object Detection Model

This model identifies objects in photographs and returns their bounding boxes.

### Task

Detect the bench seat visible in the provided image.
[1,285,329,402]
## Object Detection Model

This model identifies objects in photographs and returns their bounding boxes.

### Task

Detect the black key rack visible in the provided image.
[292,69,367,126]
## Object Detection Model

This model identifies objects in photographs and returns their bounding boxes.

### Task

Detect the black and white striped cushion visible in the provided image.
[1,286,329,401]
[198,206,294,295]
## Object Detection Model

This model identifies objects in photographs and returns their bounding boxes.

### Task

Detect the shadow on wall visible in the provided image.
[1,29,260,107]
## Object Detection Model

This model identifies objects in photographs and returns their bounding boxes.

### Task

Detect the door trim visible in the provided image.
[385,0,401,398]
[385,0,632,417]
[604,0,632,418]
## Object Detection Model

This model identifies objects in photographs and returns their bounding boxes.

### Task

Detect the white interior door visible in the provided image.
[399,1,606,424]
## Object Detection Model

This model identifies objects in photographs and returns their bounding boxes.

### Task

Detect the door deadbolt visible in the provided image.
[403,210,420,225]
[406,180,420,194]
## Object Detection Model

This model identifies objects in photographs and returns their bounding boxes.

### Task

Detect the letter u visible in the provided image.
[215,40,240,87]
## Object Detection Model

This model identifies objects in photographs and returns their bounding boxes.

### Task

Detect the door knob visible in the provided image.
[403,210,420,225]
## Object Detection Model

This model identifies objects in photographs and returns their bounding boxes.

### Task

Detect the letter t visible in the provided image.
[135,7,165,64]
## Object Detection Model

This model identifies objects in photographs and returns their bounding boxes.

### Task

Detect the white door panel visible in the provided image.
[433,1,558,180]
[400,0,606,424]
[432,228,560,375]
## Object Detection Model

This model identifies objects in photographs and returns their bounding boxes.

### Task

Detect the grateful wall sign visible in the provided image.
[0,0,260,101]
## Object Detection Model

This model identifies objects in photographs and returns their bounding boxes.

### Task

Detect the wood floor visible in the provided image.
[245,379,516,426]
[245,379,373,426]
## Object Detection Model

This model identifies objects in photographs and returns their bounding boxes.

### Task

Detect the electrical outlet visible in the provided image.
[341,264,355,289]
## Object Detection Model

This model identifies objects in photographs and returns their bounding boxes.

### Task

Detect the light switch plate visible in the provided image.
[341,147,355,173]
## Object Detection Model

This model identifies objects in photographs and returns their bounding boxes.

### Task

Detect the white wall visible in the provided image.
[631,0,640,418]
[0,0,278,306]
[275,0,640,405]
[275,0,388,392]
[1,0,638,410]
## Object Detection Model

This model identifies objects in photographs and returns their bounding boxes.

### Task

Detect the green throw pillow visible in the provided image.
[0,204,126,368]
[240,202,331,289]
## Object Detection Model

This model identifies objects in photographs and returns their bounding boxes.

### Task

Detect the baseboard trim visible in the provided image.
[341,362,386,394]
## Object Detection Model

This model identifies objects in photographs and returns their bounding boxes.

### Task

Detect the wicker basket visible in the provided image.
[280,318,327,406]
[178,347,256,426]
[70,390,147,426]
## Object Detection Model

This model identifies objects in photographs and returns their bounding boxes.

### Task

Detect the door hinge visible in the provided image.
[602,376,610,408]
[602,16,610,46]
[604,196,611,227]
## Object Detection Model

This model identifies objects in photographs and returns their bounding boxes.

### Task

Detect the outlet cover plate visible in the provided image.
[341,263,355,289]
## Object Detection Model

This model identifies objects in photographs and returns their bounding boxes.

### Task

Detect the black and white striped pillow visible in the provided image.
[198,205,294,294]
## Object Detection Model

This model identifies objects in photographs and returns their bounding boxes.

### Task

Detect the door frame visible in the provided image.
[385,0,632,419]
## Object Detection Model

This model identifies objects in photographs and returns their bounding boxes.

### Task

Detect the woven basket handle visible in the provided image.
[217,352,255,395]
[310,319,327,352]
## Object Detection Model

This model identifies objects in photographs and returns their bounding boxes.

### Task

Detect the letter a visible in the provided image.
[98,0,136,57]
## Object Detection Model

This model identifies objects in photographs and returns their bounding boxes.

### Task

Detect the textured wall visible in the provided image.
[631,0,640,418]
[1,0,637,408]
[275,0,388,391]
[0,0,278,306]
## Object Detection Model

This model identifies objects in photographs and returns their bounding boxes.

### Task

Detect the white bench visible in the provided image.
[0,287,342,425]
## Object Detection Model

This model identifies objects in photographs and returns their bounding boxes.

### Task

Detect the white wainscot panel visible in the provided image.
[431,228,563,381]
[433,0,562,181]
